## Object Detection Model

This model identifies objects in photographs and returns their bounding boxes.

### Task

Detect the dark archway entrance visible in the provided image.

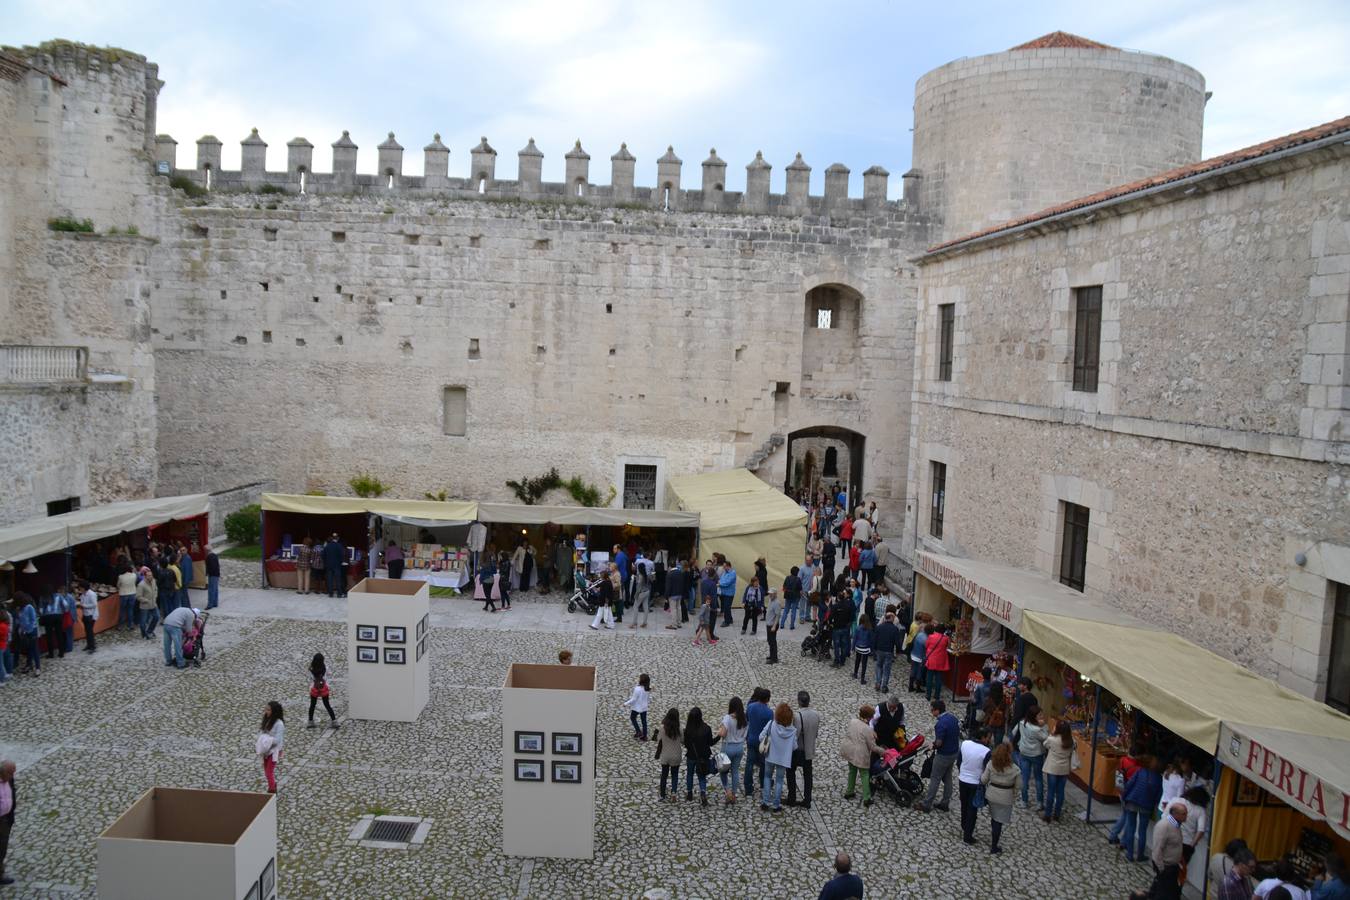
[785,426,865,508]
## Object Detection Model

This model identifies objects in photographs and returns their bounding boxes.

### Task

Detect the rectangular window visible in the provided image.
[1059,502,1090,592]
[929,461,946,539]
[937,303,954,382]
[816,308,833,329]
[1072,286,1102,393]
[623,464,658,510]
[1328,581,1350,713]
[442,386,467,436]
[47,496,81,517]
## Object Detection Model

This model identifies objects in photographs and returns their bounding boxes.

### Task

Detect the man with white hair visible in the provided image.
[1131,801,1188,900]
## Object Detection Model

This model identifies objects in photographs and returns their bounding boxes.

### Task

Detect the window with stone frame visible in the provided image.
[1328,581,1350,713]
[623,464,658,510]
[442,386,467,436]
[929,461,946,539]
[1059,501,1090,592]
[1072,286,1102,393]
[938,303,954,382]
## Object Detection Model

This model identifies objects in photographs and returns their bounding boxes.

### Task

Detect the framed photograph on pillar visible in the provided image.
[515,730,544,754]
[259,857,276,899]
[514,759,544,781]
[551,760,582,784]
[356,645,378,664]
[552,732,582,755]
[384,626,406,644]
[384,647,406,665]
[356,624,378,643]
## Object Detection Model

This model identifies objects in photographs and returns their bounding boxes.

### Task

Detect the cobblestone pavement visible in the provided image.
[0,583,1154,898]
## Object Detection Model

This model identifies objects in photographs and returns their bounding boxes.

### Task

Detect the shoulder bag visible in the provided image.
[759,725,772,756]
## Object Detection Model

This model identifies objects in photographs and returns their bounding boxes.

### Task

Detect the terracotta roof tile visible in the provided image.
[926,115,1350,255]
[1010,32,1113,51]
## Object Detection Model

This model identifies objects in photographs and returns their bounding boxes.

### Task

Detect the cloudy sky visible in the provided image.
[7,0,1348,197]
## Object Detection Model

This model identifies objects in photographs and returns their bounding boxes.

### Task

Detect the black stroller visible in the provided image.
[566,577,606,615]
[800,606,835,660]
[871,734,927,805]
[182,611,209,668]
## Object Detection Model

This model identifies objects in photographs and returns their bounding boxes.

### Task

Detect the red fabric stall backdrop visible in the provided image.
[263,511,367,560]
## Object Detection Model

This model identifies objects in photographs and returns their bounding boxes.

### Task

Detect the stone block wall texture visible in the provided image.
[905,147,1350,696]
[150,195,927,521]
[912,46,1206,242]
[0,44,163,525]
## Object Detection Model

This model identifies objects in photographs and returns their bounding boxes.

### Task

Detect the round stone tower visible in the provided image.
[911,31,1206,242]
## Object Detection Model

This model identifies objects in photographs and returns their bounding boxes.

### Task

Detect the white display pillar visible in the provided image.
[98,788,278,900]
[347,577,431,722]
[501,663,597,859]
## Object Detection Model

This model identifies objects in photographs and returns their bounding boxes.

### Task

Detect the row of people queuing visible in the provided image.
[0,540,209,680]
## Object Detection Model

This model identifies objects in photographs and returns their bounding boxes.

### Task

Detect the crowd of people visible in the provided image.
[0,539,217,681]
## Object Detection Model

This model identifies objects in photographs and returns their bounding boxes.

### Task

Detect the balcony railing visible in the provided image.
[0,345,89,384]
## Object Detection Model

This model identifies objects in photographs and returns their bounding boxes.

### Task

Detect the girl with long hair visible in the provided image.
[258,701,285,793]
[718,697,749,804]
[307,653,339,729]
[654,707,683,801]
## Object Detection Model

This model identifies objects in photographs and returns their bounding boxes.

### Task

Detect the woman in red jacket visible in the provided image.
[839,517,854,553]
[849,544,862,577]
[924,623,952,702]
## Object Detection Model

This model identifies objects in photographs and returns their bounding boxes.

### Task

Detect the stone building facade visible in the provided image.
[903,119,1350,701]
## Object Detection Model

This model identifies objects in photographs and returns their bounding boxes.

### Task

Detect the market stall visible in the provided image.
[666,469,806,598]
[0,494,211,641]
[259,494,478,592]
[476,503,699,591]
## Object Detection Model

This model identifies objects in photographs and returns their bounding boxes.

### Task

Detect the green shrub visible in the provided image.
[48,217,95,233]
[168,175,207,198]
[224,503,262,546]
[349,473,388,498]
[258,184,286,195]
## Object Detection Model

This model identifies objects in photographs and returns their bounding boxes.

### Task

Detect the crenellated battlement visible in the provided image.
[155,130,917,218]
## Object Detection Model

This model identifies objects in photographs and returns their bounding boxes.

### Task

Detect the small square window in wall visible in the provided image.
[1072,286,1102,393]
[442,386,467,436]
[937,304,955,382]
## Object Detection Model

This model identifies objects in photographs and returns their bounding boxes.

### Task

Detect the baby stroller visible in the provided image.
[182,612,208,668]
[566,577,605,615]
[799,606,834,661]
[871,734,926,805]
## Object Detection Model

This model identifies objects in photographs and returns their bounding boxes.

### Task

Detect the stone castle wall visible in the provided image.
[905,144,1350,695]
[151,193,927,523]
[912,45,1206,242]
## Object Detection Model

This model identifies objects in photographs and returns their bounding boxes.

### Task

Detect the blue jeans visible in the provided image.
[326,565,344,596]
[719,742,745,795]
[926,668,946,701]
[874,650,894,690]
[686,591,697,614]
[629,710,647,739]
[162,624,185,667]
[719,594,733,625]
[1120,804,1151,859]
[1018,753,1045,806]
[685,761,707,795]
[763,762,788,809]
[140,607,159,638]
[744,743,765,795]
[1046,772,1068,819]
[832,629,850,664]
[0,646,11,680]
[207,575,220,608]
[63,625,74,653]
[22,634,41,671]
[660,764,680,796]
[779,599,799,629]
[120,595,136,628]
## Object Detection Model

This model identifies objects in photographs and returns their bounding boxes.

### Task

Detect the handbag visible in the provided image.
[972,784,987,809]
[759,727,772,756]
[920,751,934,780]
[1070,750,1083,771]
[715,752,732,774]
[1114,769,1126,791]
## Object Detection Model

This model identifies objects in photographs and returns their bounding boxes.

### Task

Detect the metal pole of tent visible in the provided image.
[1016,636,1026,678]
[259,508,268,589]
[64,545,73,590]
[1201,760,1223,900]
[1084,683,1103,823]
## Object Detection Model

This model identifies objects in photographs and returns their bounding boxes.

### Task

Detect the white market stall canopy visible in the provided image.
[0,493,211,564]
[476,503,698,529]
[260,494,478,524]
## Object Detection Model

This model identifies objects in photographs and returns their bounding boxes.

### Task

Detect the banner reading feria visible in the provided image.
[1219,721,1350,841]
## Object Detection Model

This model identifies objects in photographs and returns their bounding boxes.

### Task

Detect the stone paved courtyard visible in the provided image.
[0,582,1154,898]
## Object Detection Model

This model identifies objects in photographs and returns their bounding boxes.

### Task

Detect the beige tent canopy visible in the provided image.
[261,493,478,522]
[0,494,210,565]
[476,503,698,529]
[917,549,1350,840]
[667,469,807,597]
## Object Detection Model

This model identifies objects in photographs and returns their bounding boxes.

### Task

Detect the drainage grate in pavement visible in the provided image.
[366,819,419,843]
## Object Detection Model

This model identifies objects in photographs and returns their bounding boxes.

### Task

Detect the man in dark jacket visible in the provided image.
[818,852,863,900]
[0,760,16,886]
[664,562,688,627]
[820,539,836,590]
[830,593,853,667]
[874,695,906,750]
[1012,676,1038,726]
[872,612,903,692]
[204,545,221,609]
[322,534,347,598]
